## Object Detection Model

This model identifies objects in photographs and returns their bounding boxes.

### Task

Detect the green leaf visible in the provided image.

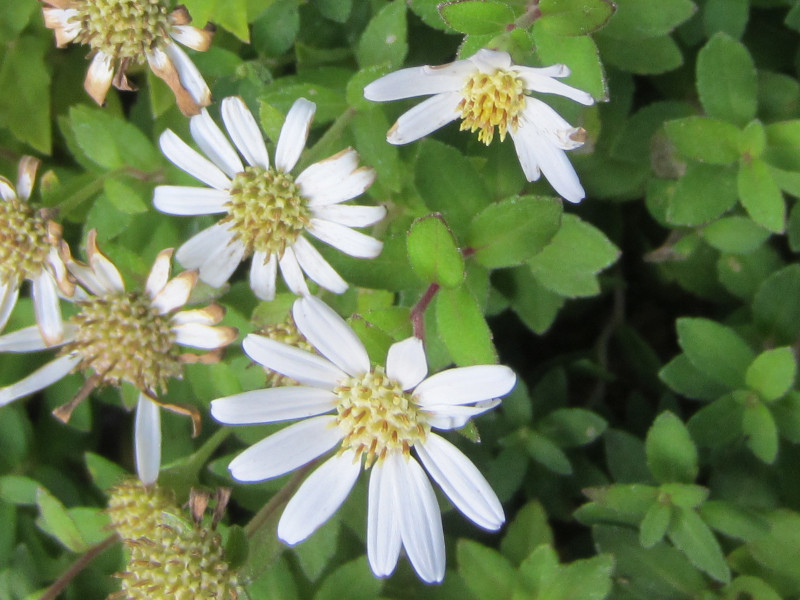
[688,394,744,449]
[676,317,755,388]
[0,476,39,506]
[312,0,352,22]
[701,216,770,255]
[84,453,127,492]
[213,0,249,41]
[764,120,800,171]
[252,0,299,56]
[596,34,683,75]
[753,264,800,345]
[537,0,615,36]
[497,267,564,334]
[704,0,748,39]
[601,0,696,39]
[742,400,779,463]
[659,354,731,400]
[350,108,401,193]
[668,507,731,583]
[525,431,572,475]
[407,215,465,288]
[516,544,559,596]
[468,196,562,268]
[103,179,149,215]
[541,554,615,600]
[666,163,738,226]
[659,483,709,509]
[724,577,781,600]
[356,1,408,70]
[439,1,515,35]
[699,501,770,542]
[314,556,381,600]
[738,158,786,233]
[414,140,492,236]
[696,33,757,126]
[746,347,796,402]
[35,488,88,553]
[457,540,516,600]
[532,25,607,100]
[773,392,800,443]
[640,502,671,548]
[435,285,496,366]
[500,501,554,566]
[645,412,698,484]
[664,117,742,165]
[537,408,607,447]
[528,215,620,298]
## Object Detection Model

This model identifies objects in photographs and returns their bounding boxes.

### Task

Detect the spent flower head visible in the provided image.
[41,0,213,115]
[364,48,595,202]
[0,231,237,484]
[0,156,71,346]
[211,295,516,583]
[154,96,385,301]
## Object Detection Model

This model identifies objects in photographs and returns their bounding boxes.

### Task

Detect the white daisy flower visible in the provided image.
[211,295,515,583]
[41,0,213,115]
[154,96,384,301]
[0,156,71,346]
[0,230,237,485]
[363,48,595,203]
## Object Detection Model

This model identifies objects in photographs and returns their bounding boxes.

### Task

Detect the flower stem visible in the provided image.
[40,534,119,600]
[244,461,316,538]
[411,283,440,341]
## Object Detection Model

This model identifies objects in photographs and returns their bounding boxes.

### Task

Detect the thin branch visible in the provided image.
[410,283,440,341]
[244,461,317,538]
[40,534,119,600]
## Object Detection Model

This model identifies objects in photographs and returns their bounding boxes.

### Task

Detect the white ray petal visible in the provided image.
[414,365,516,407]
[295,148,359,198]
[176,222,236,269]
[291,236,347,295]
[172,322,236,349]
[424,399,501,430]
[0,354,80,407]
[153,185,230,215]
[42,8,81,46]
[278,450,361,544]
[190,109,244,178]
[302,168,376,207]
[228,415,342,482]
[135,394,162,486]
[171,305,225,326]
[66,260,108,296]
[145,248,174,299]
[367,460,402,578]
[16,156,40,202]
[211,387,337,425]
[163,42,212,107]
[311,204,386,227]
[159,129,231,191]
[521,99,585,149]
[275,98,316,172]
[32,272,63,346]
[249,251,278,301]
[512,126,585,203]
[363,61,474,101]
[0,325,52,352]
[386,92,462,145]
[468,48,513,71]
[389,453,445,583]
[307,218,383,259]
[386,337,428,391]
[416,433,504,530]
[169,24,213,52]
[150,271,196,314]
[514,66,595,105]
[0,178,15,201]
[87,232,125,293]
[292,296,369,377]
[221,97,270,169]
[277,247,310,297]
[243,333,346,389]
[84,51,114,106]
[0,280,19,333]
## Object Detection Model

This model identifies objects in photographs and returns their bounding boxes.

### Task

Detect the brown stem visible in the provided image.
[40,534,119,600]
[410,283,440,341]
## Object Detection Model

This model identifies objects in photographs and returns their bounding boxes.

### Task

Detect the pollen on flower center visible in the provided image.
[74,0,171,62]
[458,69,527,145]
[64,291,181,394]
[334,367,429,467]
[224,166,310,257]
[0,198,51,283]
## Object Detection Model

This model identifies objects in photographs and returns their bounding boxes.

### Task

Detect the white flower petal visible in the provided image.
[389,453,445,583]
[514,66,595,105]
[291,236,348,295]
[367,460,402,578]
[16,156,40,202]
[211,387,337,424]
[172,322,236,349]
[228,415,342,482]
[416,433,504,530]
[65,259,108,296]
[292,296,369,377]
[163,42,212,107]
[0,325,51,352]
[311,204,386,227]
[169,24,213,52]
[295,148,359,200]
[43,8,81,46]
[249,251,278,301]
[221,97,270,169]
[425,399,501,430]
[176,222,235,268]
[386,337,428,391]
[303,167,376,207]
[511,126,585,203]
[243,333,346,388]
[135,394,161,486]
[171,305,225,326]
[189,109,244,178]
[415,365,516,407]
[86,232,125,294]
[468,48,513,72]
[0,280,19,333]
[275,98,316,172]
[277,247,310,297]
[307,218,383,259]
[153,185,230,215]
[386,92,462,145]
[151,271,196,314]
[278,450,361,544]
[521,99,585,149]
[32,272,64,346]
[0,354,80,407]
[145,248,174,299]
[159,129,231,191]
[84,51,114,106]
[363,61,473,101]
[0,178,15,201]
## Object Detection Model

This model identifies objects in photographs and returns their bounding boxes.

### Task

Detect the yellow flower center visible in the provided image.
[334,367,429,467]
[0,197,51,283]
[64,291,181,394]
[458,69,527,145]
[74,0,171,62]
[224,166,310,257]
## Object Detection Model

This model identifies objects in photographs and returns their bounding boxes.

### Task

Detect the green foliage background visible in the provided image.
[4,0,800,598]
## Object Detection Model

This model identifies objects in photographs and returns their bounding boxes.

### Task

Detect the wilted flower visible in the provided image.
[0,156,71,345]
[0,231,237,484]
[364,48,595,202]
[41,0,213,115]
[155,96,384,301]
[211,295,515,583]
